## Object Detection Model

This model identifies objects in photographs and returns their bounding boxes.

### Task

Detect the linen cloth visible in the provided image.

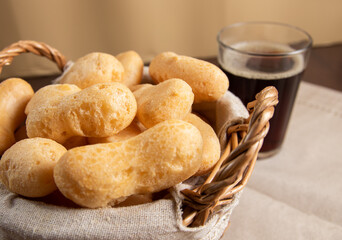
[0,68,249,240]
[222,82,342,240]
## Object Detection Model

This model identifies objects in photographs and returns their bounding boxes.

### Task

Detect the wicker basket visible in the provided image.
[0,40,278,239]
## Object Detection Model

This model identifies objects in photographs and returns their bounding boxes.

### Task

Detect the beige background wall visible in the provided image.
[1,0,342,79]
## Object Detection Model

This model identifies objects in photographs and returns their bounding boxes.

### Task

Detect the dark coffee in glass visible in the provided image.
[217,22,312,158]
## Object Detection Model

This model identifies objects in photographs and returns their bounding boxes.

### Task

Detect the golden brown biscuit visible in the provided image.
[26,82,137,144]
[59,52,124,89]
[0,78,34,155]
[54,119,203,208]
[116,51,144,88]
[14,124,28,142]
[63,136,88,150]
[88,119,143,144]
[185,113,220,176]
[133,78,194,128]
[0,138,67,197]
[25,84,81,114]
[149,52,229,103]
[129,83,151,92]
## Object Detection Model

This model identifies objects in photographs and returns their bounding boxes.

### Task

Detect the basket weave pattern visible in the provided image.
[182,87,278,227]
[0,40,278,229]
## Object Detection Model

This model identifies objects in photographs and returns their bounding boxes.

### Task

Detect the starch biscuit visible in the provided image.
[0,137,67,197]
[26,82,137,144]
[0,78,34,155]
[149,52,229,103]
[54,119,203,208]
[14,124,28,142]
[133,78,194,128]
[63,136,88,150]
[184,113,221,176]
[25,84,81,114]
[59,52,124,89]
[88,119,143,144]
[116,51,144,88]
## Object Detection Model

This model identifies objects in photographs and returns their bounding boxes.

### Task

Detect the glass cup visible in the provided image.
[217,22,312,158]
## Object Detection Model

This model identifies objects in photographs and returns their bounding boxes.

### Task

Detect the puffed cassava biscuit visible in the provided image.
[184,113,220,176]
[116,51,144,88]
[54,119,203,208]
[25,84,81,114]
[0,137,67,197]
[63,136,88,150]
[149,52,229,103]
[133,78,194,128]
[59,52,124,89]
[26,83,137,144]
[0,78,34,155]
[87,119,143,144]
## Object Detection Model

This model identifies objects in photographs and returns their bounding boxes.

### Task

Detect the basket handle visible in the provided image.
[0,40,66,75]
[182,86,278,227]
